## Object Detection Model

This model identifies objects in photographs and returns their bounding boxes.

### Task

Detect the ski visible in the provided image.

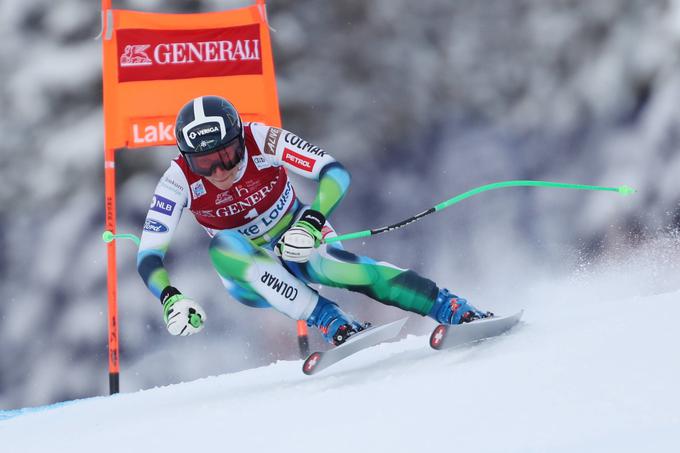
[429,310,524,350]
[302,318,408,375]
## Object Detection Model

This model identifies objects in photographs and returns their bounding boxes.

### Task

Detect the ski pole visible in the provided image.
[324,180,636,244]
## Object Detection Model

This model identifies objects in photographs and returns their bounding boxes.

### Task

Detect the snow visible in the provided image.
[3,0,680,419]
[2,266,679,452]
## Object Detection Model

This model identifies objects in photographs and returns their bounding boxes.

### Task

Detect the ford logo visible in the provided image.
[143,219,169,233]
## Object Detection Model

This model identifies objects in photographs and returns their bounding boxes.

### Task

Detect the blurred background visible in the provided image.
[1,0,679,410]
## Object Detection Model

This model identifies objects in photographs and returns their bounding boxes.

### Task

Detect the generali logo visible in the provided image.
[117,24,262,83]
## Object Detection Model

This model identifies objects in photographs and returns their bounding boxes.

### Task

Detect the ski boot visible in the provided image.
[428,288,493,325]
[307,296,370,346]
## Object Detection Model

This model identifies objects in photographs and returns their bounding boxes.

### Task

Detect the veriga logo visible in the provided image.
[117,24,262,83]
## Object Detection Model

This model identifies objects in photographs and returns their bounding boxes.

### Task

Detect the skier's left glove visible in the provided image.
[275,209,325,263]
[161,286,206,336]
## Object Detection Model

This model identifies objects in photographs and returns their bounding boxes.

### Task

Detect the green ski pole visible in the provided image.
[324,180,636,244]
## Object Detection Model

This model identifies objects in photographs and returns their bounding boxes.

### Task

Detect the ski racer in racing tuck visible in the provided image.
[137,95,492,344]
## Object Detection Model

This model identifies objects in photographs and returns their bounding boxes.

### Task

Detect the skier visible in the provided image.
[137,95,491,345]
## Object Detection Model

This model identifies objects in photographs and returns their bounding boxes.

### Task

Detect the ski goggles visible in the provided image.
[185,137,244,177]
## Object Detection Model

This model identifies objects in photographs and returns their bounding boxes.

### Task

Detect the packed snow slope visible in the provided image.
[1,266,679,453]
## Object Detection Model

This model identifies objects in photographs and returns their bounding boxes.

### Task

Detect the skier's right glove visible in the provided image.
[161,286,206,336]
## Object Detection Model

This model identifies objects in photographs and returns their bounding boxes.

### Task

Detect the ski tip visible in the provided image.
[429,324,448,350]
[302,351,323,376]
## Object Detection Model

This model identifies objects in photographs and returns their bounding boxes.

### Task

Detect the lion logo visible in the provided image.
[120,44,152,67]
